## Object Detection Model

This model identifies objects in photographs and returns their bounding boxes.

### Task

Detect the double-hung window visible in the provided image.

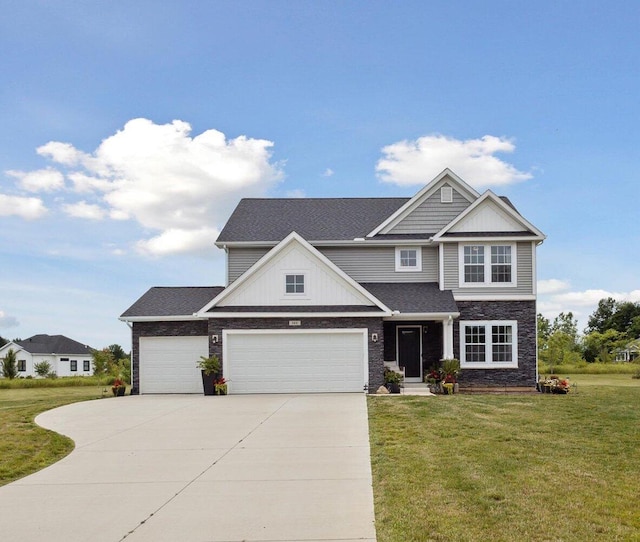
[18,360,26,372]
[83,360,91,372]
[70,360,77,372]
[460,321,518,368]
[460,244,515,286]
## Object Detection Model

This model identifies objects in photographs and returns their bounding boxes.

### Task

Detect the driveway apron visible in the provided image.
[0,394,377,542]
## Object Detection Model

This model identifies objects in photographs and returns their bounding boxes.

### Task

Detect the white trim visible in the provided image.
[283,271,308,298]
[454,295,536,301]
[205,311,388,318]
[394,246,422,272]
[199,232,392,315]
[216,238,436,248]
[432,190,546,242]
[459,320,518,369]
[438,244,444,290]
[222,328,369,394]
[531,243,537,296]
[367,168,480,237]
[385,312,460,321]
[458,243,517,288]
[119,315,204,322]
[396,325,422,382]
[435,235,541,243]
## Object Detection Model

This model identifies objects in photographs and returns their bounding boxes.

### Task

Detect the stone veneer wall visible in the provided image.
[130,320,208,395]
[453,300,537,387]
[207,317,385,392]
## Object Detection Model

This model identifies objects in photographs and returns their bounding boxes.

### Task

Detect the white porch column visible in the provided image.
[442,316,454,359]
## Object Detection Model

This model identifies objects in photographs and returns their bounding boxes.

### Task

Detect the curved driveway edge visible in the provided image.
[0,394,376,542]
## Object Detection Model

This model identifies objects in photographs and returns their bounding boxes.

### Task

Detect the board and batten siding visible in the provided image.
[228,245,439,284]
[320,246,438,282]
[443,241,534,296]
[387,185,471,234]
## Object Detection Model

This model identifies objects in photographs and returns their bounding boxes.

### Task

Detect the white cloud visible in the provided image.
[537,279,640,332]
[62,201,106,220]
[322,168,334,177]
[135,227,219,257]
[16,118,283,256]
[0,194,47,219]
[6,168,65,192]
[537,279,571,295]
[376,134,532,187]
[0,310,19,329]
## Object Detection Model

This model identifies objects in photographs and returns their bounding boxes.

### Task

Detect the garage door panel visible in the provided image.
[225,330,366,394]
[139,336,208,394]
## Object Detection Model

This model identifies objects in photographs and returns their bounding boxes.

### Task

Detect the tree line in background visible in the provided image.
[538,297,640,368]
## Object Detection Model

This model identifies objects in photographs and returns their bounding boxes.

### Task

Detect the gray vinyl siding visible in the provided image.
[228,247,270,283]
[388,185,471,234]
[319,246,438,282]
[443,241,534,295]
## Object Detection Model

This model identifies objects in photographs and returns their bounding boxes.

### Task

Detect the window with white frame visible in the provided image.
[459,244,515,286]
[459,321,518,368]
[285,274,305,294]
[395,247,422,272]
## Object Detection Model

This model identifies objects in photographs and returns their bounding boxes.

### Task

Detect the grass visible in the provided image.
[539,361,639,375]
[368,377,640,541]
[0,387,107,486]
[0,375,114,389]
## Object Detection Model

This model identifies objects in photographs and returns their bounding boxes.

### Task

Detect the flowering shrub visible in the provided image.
[214,377,227,395]
[539,376,571,393]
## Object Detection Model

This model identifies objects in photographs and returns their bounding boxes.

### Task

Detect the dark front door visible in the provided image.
[397,326,422,380]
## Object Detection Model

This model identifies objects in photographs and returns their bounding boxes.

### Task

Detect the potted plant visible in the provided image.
[440,358,460,394]
[384,367,402,394]
[214,377,228,395]
[425,369,442,394]
[197,355,220,396]
[112,378,126,396]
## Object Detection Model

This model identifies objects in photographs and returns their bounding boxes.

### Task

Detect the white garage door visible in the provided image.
[139,336,209,394]
[224,329,367,394]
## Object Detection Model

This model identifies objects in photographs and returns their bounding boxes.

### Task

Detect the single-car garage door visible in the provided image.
[139,336,209,394]
[223,329,367,394]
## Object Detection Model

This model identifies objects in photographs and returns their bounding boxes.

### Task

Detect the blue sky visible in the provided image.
[1,1,638,349]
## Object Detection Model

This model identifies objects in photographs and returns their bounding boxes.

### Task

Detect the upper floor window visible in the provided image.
[285,274,305,294]
[395,247,422,272]
[460,244,515,286]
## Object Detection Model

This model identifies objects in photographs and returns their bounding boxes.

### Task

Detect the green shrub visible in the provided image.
[0,375,112,389]
[1,349,18,379]
[33,360,52,377]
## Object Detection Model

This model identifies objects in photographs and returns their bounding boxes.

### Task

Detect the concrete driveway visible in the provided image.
[0,394,376,542]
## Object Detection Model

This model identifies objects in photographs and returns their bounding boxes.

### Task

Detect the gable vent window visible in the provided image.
[441,186,453,203]
[285,274,305,294]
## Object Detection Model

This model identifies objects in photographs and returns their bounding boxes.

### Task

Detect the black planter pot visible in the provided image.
[386,382,401,394]
[201,371,216,396]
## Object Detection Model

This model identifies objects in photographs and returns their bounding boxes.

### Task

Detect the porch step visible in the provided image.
[401,383,435,396]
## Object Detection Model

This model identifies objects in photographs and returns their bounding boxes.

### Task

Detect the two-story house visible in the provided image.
[121,169,545,394]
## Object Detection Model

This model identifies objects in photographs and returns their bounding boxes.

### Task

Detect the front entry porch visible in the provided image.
[383,319,454,383]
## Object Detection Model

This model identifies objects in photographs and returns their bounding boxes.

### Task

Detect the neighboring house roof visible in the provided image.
[13,334,94,355]
[120,287,225,319]
[216,198,408,243]
[361,283,458,314]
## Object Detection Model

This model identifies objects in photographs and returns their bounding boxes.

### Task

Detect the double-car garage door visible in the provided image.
[139,329,367,394]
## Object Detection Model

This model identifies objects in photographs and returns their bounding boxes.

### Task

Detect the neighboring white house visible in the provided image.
[0,334,94,378]
[614,338,640,362]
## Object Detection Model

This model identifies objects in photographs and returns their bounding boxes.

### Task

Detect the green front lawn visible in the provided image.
[368,376,640,541]
[0,387,106,486]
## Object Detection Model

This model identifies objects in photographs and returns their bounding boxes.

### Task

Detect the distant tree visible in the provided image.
[0,336,8,348]
[92,348,116,376]
[538,312,582,368]
[2,348,18,379]
[34,360,52,378]
[108,344,128,362]
[587,298,640,336]
[537,314,551,343]
[582,330,627,363]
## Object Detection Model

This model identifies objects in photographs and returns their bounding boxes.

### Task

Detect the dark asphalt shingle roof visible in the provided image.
[121,287,224,318]
[361,283,458,314]
[16,335,94,355]
[216,198,408,243]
